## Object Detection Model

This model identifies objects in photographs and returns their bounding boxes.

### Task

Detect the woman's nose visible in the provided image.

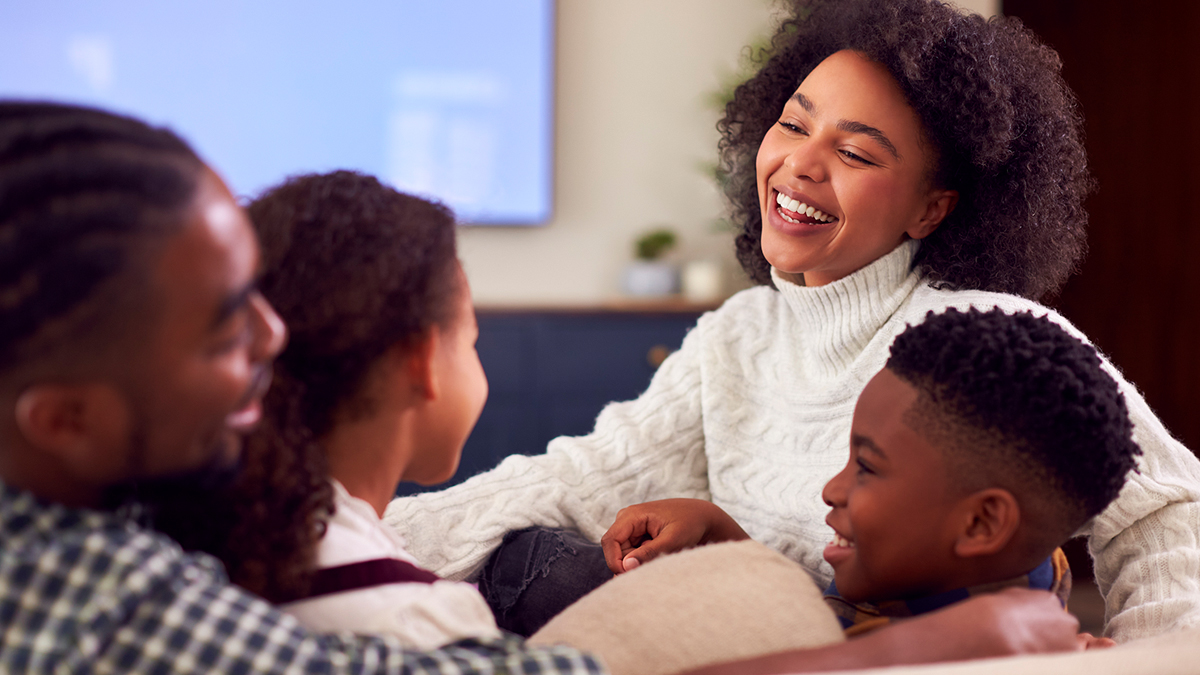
[783,140,828,183]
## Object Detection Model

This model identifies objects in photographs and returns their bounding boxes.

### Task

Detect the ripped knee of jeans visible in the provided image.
[478,526,612,635]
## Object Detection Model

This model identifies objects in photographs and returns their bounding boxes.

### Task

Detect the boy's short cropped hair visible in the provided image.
[886,307,1141,543]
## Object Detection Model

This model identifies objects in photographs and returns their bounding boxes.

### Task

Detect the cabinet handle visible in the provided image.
[646,344,672,368]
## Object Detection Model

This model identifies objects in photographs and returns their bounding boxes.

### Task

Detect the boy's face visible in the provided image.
[821,368,965,603]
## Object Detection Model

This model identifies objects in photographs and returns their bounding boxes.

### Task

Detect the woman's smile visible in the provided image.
[770,189,839,238]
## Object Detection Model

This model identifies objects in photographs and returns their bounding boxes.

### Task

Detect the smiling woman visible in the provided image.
[756,50,957,288]
[385,0,1200,645]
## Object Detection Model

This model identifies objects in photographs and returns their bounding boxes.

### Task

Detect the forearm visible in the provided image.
[681,589,1080,675]
[682,617,1004,675]
[1091,498,1200,640]
[384,330,712,581]
[1085,386,1200,640]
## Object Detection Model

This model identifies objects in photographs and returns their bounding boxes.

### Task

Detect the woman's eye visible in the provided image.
[776,120,806,135]
[839,150,875,166]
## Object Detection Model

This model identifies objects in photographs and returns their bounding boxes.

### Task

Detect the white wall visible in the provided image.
[461,0,999,306]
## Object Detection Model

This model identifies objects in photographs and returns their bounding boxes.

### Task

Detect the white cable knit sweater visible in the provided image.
[384,240,1200,642]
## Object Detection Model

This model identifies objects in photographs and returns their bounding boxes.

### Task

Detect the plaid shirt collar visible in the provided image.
[0,479,605,674]
[824,548,1073,637]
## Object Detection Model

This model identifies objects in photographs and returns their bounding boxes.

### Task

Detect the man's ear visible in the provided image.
[400,327,442,402]
[907,189,959,240]
[953,488,1020,559]
[14,383,130,467]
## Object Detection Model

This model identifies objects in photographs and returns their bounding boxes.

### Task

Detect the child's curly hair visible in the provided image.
[719,0,1092,300]
[161,171,461,602]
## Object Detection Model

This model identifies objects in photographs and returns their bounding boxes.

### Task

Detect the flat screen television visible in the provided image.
[0,0,556,225]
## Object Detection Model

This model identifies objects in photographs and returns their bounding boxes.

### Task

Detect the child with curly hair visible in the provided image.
[385,0,1200,642]
[158,170,499,650]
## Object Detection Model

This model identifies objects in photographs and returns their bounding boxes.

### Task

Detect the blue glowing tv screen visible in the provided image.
[0,0,555,224]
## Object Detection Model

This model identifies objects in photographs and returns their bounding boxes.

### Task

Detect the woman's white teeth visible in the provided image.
[832,535,853,548]
[775,191,834,223]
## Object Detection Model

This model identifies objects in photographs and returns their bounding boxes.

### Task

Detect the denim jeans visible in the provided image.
[477,526,614,637]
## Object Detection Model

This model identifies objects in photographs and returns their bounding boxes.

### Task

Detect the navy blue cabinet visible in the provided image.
[395,308,707,496]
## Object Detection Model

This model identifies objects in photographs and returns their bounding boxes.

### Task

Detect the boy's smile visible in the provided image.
[821,368,967,604]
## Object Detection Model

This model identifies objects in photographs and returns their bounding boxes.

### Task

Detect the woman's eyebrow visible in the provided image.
[791,92,901,161]
[793,91,817,115]
[837,120,900,160]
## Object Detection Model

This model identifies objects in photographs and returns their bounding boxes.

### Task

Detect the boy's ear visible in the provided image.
[14,383,129,468]
[952,488,1020,559]
[906,189,959,240]
[400,327,443,401]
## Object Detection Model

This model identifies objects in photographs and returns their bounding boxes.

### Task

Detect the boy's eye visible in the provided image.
[855,458,875,477]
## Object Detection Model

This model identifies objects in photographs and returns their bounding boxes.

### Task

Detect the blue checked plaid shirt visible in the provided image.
[0,481,606,674]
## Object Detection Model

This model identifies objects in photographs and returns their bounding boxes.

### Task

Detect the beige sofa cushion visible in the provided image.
[529,540,846,675]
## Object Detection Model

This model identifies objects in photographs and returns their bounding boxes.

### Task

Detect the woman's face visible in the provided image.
[756,50,957,287]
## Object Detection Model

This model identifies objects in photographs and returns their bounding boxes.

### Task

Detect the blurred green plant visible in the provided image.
[635,228,678,261]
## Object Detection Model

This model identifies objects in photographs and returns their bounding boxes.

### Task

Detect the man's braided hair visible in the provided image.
[0,101,202,376]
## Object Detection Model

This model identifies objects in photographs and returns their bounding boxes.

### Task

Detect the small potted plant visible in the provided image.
[622,227,679,297]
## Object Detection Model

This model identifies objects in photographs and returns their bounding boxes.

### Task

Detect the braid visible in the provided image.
[0,102,202,373]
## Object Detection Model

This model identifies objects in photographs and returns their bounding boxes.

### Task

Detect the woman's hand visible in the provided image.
[600,498,750,575]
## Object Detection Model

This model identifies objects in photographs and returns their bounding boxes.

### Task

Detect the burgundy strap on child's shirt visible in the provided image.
[303,558,441,600]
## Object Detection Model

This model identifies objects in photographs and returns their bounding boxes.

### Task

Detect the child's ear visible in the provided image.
[952,488,1020,558]
[906,189,959,240]
[401,327,443,401]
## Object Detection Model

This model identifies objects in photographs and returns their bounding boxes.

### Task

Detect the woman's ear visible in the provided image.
[953,488,1020,559]
[907,189,959,240]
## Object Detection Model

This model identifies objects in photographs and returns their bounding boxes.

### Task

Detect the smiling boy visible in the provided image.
[820,307,1139,644]
[605,307,1141,649]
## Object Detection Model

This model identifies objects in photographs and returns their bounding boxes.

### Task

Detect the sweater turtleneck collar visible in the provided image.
[770,239,923,379]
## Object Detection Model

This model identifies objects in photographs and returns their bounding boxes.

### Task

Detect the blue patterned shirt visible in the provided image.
[0,481,606,674]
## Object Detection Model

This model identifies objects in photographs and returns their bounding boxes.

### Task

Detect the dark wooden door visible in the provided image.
[1004,0,1200,455]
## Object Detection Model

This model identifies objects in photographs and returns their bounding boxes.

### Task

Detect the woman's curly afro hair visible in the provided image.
[719,0,1092,300]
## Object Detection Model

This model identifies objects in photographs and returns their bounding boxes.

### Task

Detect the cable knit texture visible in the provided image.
[383,240,1200,642]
